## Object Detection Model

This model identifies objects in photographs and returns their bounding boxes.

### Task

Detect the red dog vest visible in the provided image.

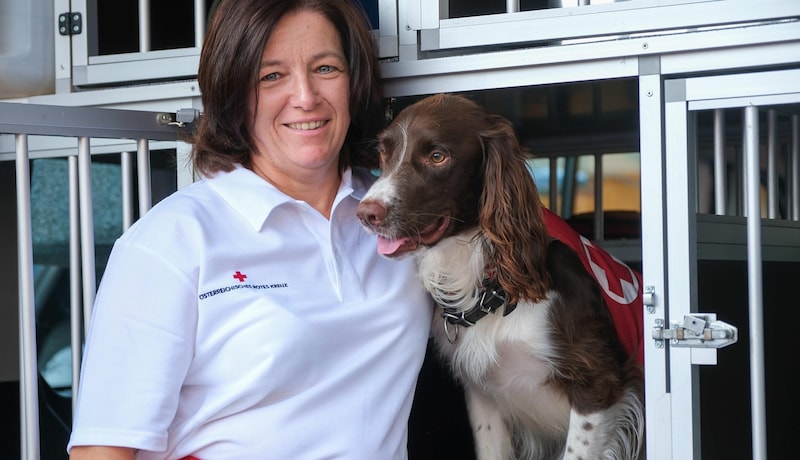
[543,208,644,365]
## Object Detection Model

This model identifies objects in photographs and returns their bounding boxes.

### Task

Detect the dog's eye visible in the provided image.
[430,151,447,164]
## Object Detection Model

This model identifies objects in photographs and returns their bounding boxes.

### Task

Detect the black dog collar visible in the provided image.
[439,278,518,329]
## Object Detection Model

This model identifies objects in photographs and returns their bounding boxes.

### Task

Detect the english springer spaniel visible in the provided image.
[357,94,644,460]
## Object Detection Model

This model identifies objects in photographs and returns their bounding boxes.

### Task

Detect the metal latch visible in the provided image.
[652,314,737,349]
[157,108,200,128]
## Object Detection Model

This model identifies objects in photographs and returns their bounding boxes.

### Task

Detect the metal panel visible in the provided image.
[382,46,638,97]
[685,68,800,108]
[660,33,800,77]
[382,16,799,96]
[696,215,800,261]
[0,102,181,140]
[416,0,800,51]
[74,51,201,87]
[377,0,400,57]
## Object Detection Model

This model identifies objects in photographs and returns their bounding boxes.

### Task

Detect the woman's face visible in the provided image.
[249,10,351,184]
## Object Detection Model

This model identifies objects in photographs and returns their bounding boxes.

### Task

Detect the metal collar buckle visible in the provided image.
[479,285,507,313]
[439,278,517,344]
[442,309,476,327]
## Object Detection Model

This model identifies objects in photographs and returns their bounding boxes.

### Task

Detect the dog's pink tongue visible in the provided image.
[377,236,408,256]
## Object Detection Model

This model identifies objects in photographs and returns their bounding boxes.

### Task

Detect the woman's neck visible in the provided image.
[249,160,341,219]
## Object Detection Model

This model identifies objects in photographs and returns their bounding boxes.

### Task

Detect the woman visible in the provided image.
[68,1,432,458]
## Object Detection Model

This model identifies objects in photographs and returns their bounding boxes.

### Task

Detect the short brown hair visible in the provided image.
[191,0,383,176]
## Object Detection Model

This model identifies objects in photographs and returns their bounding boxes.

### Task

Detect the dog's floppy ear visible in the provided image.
[478,114,551,305]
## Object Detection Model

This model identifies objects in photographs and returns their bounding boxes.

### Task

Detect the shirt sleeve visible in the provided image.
[68,238,198,452]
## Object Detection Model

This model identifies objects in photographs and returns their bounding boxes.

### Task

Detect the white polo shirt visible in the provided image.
[68,165,433,460]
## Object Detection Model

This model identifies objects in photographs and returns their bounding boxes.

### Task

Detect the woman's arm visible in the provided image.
[70,446,135,460]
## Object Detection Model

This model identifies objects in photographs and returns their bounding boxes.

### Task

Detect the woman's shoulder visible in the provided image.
[118,179,221,245]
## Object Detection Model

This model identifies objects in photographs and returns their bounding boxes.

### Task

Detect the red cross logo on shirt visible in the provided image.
[579,236,639,304]
[233,271,247,282]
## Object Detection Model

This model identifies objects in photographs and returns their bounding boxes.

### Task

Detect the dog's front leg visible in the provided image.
[465,387,512,460]
[563,409,608,460]
[563,389,645,460]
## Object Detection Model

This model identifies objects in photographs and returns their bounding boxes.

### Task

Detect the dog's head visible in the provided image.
[357,94,549,300]
[357,94,486,257]
[357,93,550,302]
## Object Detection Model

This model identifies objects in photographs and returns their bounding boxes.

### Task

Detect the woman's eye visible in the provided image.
[318,65,334,74]
[261,72,279,82]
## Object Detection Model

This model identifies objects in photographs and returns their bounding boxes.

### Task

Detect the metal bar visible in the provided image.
[78,137,97,328]
[121,151,135,230]
[792,115,799,220]
[0,102,181,141]
[561,156,578,219]
[744,105,768,460]
[594,153,604,241]
[137,139,152,215]
[714,109,727,215]
[139,0,151,52]
[639,71,671,460]
[665,97,700,459]
[195,0,207,48]
[742,120,748,218]
[69,156,82,415]
[16,134,41,460]
[785,117,797,220]
[507,0,520,13]
[767,110,778,219]
[550,157,558,211]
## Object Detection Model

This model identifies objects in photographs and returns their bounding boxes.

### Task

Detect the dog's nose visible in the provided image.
[356,201,387,228]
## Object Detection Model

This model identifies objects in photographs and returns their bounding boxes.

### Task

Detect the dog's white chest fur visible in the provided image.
[435,299,571,437]
[419,233,571,438]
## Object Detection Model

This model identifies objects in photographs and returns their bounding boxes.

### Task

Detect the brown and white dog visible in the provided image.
[357,94,644,460]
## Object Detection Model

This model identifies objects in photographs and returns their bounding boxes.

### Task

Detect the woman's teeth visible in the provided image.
[288,120,325,130]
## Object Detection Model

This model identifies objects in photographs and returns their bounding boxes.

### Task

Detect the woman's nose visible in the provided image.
[290,74,319,110]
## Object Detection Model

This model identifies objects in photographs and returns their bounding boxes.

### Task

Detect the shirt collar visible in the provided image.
[205,164,370,231]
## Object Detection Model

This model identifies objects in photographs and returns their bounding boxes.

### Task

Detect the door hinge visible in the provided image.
[58,12,82,36]
[652,314,737,349]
